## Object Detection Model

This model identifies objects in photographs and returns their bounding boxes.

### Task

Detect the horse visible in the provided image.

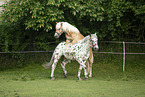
[54,22,84,44]
[54,22,93,77]
[43,33,99,80]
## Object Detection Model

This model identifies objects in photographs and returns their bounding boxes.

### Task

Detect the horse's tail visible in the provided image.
[42,52,55,69]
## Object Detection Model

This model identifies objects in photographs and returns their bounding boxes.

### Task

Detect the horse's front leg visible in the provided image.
[61,59,71,78]
[89,62,92,77]
[77,65,88,80]
[78,66,83,80]
[77,58,88,80]
[83,66,88,80]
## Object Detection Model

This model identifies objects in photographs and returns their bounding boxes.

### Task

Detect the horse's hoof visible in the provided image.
[85,76,89,80]
[51,77,55,80]
[78,77,82,80]
[89,75,92,77]
[85,78,89,80]
[79,78,82,80]
[63,73,67,78]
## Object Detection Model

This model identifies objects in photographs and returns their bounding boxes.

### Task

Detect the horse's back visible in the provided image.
[70,32,84,43]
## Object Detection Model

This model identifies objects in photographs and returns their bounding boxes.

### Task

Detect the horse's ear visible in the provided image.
[95,32,98,35]
[90,32,92,38]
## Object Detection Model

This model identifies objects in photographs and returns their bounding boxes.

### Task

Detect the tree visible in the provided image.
[0,0,104,51]
[0,0,145,52]
[100,0,145,41]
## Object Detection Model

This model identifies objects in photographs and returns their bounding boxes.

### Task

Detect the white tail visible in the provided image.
[42,53,54,69]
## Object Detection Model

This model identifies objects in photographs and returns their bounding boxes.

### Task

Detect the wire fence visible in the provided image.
[1,41,145,53]
[0,41,145,71]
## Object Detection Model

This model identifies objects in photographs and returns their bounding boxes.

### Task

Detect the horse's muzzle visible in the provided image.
[93,45,99,51]
[54,32,60,38]
[54,35,59,38]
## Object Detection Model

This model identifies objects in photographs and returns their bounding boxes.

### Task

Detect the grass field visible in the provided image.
[0,53,145,97]
[0,78,144,97]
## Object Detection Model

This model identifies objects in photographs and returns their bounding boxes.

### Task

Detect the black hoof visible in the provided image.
[63,73,67,78]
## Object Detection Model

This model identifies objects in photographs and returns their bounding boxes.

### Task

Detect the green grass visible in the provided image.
[0,64,145,97]
[0,64,145,96]
[0,53,145,97]
[0,79,144,97]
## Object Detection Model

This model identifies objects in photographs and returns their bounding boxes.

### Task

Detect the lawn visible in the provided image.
[0,52,145,97]
[0,79,144,97]
[0,59,145,97]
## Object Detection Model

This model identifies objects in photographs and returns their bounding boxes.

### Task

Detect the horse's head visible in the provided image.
[54,22,64,38]
[90,33,99,51]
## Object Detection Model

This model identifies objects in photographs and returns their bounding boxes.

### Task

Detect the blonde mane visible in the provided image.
[56,22,80,33]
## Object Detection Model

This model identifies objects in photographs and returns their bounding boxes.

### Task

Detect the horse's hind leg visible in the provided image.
[86,60,90,76]
[78,66,83,80]
[61,59,71,78]
[86,60,92,77]
[89,48,93,77]
[83,66,88,80]
[51,54,62,80]
[51,62,57,80]
[89,62,92,77]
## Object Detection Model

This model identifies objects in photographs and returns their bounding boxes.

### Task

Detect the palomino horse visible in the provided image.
[43,33,99,80]
[54,22,93,77]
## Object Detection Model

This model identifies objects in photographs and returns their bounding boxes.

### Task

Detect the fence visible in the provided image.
[0,41,145,71]
[96,41,145,71]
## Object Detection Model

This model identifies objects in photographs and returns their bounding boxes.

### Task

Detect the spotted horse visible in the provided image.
[43,33,99,80]
[54,22,93,77]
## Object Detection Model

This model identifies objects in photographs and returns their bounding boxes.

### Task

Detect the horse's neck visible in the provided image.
[63,23,80,34]
[81,35,90,42]
[79,35,91,48]
[65,31,72,36]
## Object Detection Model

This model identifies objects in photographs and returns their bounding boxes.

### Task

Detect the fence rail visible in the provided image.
[1,51,145,55]
[0,41,145,71]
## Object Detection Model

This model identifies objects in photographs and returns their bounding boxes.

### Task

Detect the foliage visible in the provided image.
[0,0,145,53]
[99,0,145,41]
